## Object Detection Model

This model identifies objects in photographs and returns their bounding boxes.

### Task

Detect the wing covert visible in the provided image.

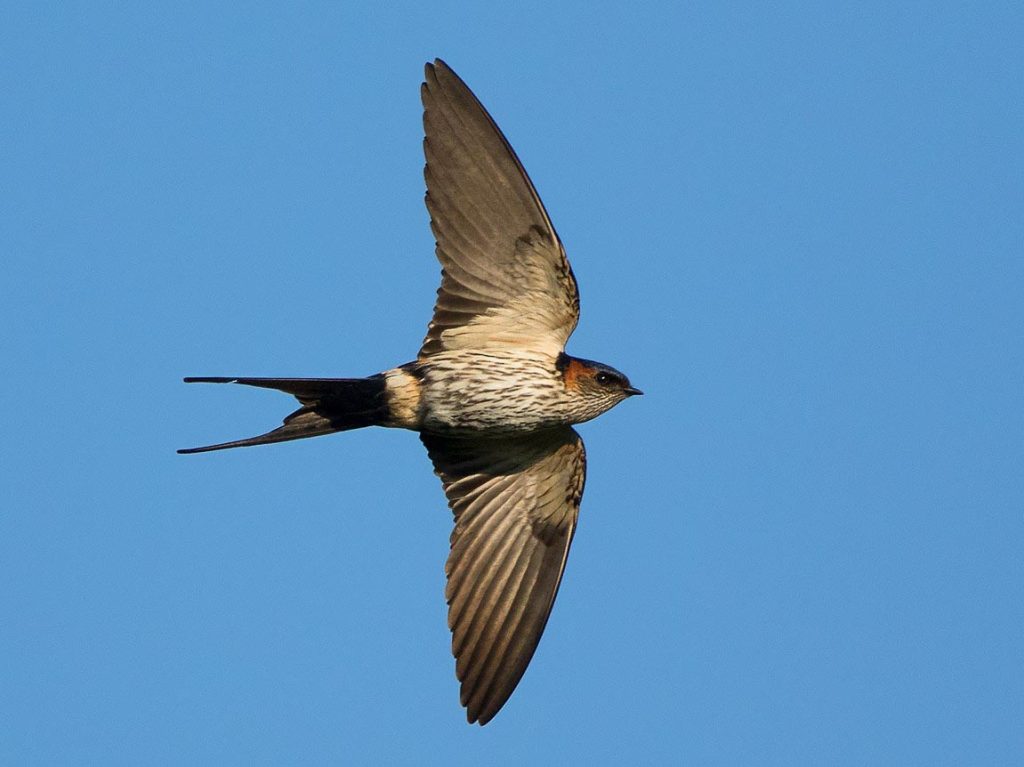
[420,60,580,359]
[421,427,586,724]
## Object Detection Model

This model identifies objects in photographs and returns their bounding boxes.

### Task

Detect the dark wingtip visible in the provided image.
[183,377,238,384]
[427,58,457,84]
[464,708,488,727]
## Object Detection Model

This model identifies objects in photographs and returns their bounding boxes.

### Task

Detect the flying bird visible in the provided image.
[180,59,640,725]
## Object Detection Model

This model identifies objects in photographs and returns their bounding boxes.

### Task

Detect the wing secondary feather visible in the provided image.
[420,60,580,358]
[421,427,586,724]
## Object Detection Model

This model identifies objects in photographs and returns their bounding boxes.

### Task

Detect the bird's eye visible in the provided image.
[595,372,613,386]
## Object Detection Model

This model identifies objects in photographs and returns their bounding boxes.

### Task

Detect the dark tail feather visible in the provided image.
[178,376,388,454]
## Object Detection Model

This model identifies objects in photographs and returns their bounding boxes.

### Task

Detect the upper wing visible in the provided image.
[419,59,580,359]
[421,427,586,724]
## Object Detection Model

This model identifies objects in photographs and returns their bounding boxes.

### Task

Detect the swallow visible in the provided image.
[180,59,641,725]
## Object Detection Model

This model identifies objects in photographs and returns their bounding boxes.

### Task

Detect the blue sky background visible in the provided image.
[2,2,1022,764]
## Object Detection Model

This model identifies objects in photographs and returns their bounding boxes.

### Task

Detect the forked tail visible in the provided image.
[178,376,388,454]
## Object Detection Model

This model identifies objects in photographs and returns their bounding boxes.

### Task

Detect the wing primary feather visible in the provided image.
[463,533,545,721]
[419,60,580,359]
[421,428,585,724]
[448,505,523,658]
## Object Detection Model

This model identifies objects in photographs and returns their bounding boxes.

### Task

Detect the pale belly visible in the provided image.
[415,350,569,434]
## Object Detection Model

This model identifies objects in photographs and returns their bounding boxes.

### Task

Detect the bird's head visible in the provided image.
[557,354,642,423]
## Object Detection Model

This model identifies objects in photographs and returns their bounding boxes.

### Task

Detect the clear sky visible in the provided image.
[2,2,1022,765]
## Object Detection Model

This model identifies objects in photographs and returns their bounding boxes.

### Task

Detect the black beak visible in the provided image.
[624,387,643,396]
